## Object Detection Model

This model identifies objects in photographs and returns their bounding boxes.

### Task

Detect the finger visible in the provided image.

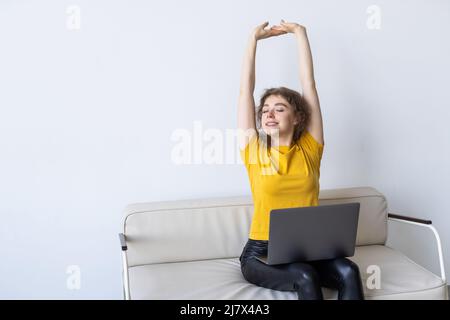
[272,27,286,33]
[269,29,287,36]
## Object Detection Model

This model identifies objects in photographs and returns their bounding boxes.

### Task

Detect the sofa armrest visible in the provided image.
[118,233,130,300]
[388,212,446,282]
[388,213,432,225]
[119,233,128,251]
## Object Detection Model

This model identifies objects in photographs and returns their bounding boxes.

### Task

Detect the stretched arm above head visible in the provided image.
[272,20,324,146]
[237,22,286,150]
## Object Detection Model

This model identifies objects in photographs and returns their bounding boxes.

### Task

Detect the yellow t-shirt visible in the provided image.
[240,130,324,240]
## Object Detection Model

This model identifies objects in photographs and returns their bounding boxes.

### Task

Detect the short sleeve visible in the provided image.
[239,133,259,168]
[299,130,324,163]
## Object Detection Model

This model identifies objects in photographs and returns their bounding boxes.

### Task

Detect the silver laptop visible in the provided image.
[256,202,360,265]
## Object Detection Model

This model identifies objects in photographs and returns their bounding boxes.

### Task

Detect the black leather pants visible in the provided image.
[239,239,365,300]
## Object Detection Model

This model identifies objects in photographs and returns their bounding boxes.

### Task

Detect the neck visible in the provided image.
[270,135,293,148]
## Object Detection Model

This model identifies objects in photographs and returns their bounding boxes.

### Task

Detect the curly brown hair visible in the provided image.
[255,86,310,147]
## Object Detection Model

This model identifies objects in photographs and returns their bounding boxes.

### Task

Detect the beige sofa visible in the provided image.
[119,186,448,300]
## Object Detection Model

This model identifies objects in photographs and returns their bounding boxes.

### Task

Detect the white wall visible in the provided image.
[0,0,449,299]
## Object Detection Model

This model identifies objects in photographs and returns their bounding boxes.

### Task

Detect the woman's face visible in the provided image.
[261,95,299,137]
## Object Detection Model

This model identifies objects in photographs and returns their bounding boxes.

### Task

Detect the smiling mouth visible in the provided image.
[265,122,279,127]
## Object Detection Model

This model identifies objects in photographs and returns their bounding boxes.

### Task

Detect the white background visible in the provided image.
[0,0,449,299]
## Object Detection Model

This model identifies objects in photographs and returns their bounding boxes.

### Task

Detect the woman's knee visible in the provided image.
[289,263,321,286]
[333,258,361,279]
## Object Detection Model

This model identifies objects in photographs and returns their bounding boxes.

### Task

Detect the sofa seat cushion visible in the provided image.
[127,245,447,300]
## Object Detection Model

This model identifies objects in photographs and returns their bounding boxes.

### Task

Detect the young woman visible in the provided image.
[237,20,365,300]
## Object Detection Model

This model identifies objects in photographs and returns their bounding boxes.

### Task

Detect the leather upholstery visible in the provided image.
[122,186,447,299]
[127,245,447,300]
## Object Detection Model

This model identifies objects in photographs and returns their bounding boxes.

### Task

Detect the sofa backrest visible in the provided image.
[122,186,388,267]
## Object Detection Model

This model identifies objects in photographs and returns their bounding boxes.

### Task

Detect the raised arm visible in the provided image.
[237,35,257,150]
[294,26,324,145]
[238,22,286,150]
[273,20,324,145]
